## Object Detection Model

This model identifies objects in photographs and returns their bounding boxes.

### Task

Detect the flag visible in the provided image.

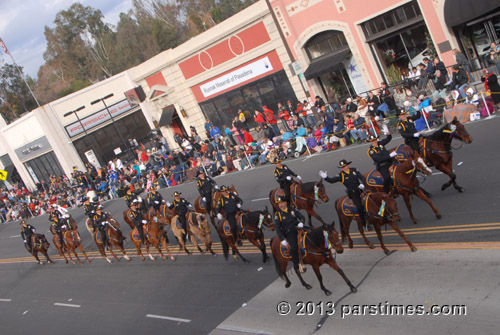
[0,38,9,55]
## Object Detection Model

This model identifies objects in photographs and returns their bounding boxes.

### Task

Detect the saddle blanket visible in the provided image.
[132,226,149,241]
[341,198,359,216]
[393,143,410,162]
[279,234,307,259]
[366,170,384,187]
[223,219,245,236]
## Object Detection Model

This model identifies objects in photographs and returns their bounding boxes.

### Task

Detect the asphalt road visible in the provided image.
[0,116,499,335]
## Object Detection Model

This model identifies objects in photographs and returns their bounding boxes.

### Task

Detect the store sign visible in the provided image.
[65,99,132,138]
[342,56,368,95]
[14,136,52,162]
[200,57,273,98]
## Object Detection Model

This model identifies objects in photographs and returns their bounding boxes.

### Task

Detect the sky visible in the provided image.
[0,0,134,78]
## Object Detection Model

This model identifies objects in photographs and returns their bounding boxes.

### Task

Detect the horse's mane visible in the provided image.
[300,181,316,194]
[245,210,261,223]
[306,226,325,248]
[426,123,449,140]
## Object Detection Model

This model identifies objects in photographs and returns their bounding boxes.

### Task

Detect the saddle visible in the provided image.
[393,143,410,162]
[222,215,246,239]
[132,225,150,241]
[341,198,359,217]
[279,231,307,259]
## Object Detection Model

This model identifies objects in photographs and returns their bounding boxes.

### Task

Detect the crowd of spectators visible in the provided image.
[2,51,499,223]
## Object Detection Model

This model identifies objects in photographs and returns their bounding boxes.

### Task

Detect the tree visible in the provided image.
[0,63,38,123]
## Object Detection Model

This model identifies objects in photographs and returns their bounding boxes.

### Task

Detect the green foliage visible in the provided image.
[385,64,402,85]
[57,79,92,98]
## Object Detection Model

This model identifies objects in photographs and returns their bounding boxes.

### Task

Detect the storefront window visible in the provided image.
[305,30,348,60]
[199,70,297,129]
[24,151,64,183]
[363,1,422,37]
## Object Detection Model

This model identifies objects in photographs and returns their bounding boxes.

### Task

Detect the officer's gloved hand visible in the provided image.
[389,151,398,158]
[297,175,302,181]
[154,201,159,204]
[217,214,223,220]
[202,197,206,202]
[142,220,148,224]
[286,176,292,181]
[214,185,219,190]
[23,240,26,243]
[237,203,241,208]
[138,196,142,201]
[281,240,289,247]
[414,132,420,137]
[166,201,172,207]
[297,222,304,229]
[359,184,365,190]
[319,171,328,179]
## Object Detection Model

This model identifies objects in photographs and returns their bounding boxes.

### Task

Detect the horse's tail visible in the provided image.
[270,236,284,280]
[219,234,229,261]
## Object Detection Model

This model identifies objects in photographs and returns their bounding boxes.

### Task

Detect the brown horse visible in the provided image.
[336,191,416,254]
[52,218,90,264]
[269,179,329,227]
[26,234,53,265]
[194,184,238,228]
[171,212,215,255]
[129,214,175,261]
[89,215,130,263]
[419,117,472,192]
[219,207,275,263]
[365,146,440,223]
[270,223,357,296]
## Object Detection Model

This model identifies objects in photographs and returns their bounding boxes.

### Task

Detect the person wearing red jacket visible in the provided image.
[243,130,254,144]
[278,108,291,131]
[263,106,280,136]
[254,110,266,125]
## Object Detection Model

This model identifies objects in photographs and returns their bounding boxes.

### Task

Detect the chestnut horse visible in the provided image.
[419,117,472,192]
[194,184,238,228]
[52,218,90,264]
[365,145,440,223]
[88,215,130,263]
[270,223,357,296]
[269,179,329,227]
[336,191,416,254]
[170,212,215,255]
[26,234,53,265]
[129,214,175,262]
[218,207,275,263]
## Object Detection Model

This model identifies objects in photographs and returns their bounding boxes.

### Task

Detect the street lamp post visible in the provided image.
[64,105,97,167]
[90,93,132,161]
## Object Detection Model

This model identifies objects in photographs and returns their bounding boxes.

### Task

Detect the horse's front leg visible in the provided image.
[402,192,418,224]
[388,221,417,252]
[414,188,441,219]
[356,218,374,249]
[373,224,390,255]
[78,244,90,263]
[308,209,325,226]
[161,236,175,261]
[145,242,155,261]
[326,256,357,293]
[108,244,120,262]
[438,161,462,192]
[311,263,330,296]
[294,267,312,290]
[258,232,270,262]
[32,252,42,265]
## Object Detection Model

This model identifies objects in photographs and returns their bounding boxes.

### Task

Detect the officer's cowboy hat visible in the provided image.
[367,134,378,142]
[399,109,408,116]
[20,220,27,225]
[96,205,103,210]
[275,196,287,204]
[131,199,140,205]
[272,157,282,164]
[338,159,352,168]
[220,185,229,192]
[197,169,205,176]
[173,191,181,197]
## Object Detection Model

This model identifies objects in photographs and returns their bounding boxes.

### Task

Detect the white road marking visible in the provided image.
[146,314,191,323]
[23,310,29,315]
[54,303,81,308]
[251,198,268,202]
[217,324,274,335]
[432,172,444,175]
[9,235,20,238]
[0,299,12,302]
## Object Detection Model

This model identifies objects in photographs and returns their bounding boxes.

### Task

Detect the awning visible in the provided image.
[158,105,176,127]
[444,0,500,27]
[303,49,350,80]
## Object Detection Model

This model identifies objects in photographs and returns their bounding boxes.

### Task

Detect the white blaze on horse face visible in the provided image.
[417,157,432,174]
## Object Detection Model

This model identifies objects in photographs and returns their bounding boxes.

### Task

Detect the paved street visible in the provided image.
[0,116,499,335]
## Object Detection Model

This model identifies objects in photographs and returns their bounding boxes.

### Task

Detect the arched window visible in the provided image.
[304,30,348,61]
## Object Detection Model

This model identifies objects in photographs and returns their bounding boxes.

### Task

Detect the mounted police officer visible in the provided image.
[129,200,147,245]
[167,191,193,234]
[124,187,141,208]
[48,204,66,250]
[397,109,422,153]
[273,158,302,205]
[367,132,397,193]
[83,196,98,220]
[273,196,306,273]
[320,160,370,231]
[147,183,163,214]
[216,185,243,244]
[196,169,217,215]
[92,205,110,248]
[20,220,36,252]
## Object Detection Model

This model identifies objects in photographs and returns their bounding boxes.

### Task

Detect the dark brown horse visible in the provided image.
[270,223,357,296]
[269,179,329,226]
[129,214,175,262]
[194,184,238,228]
[336,191,416,254]
[88,215,130,263]
[26,234,53,265]
[52,218,90,264]
[224,207,275,263]
[365,145,440,223]
[216,212,250,263]
[419,117,472,192]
